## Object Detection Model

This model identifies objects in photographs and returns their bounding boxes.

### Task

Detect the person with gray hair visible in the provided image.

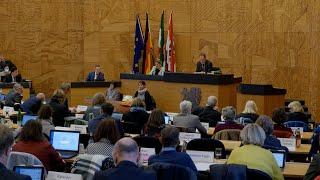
[148,126,197,173]
[213,106,243,134]
[5,83,23,107]
[93,137,156,180]
[227,124,284,180]
[173,100,207,134]
[198,96,221,127]
[83,92,106,121]
[0,124,31,180]
[256,115,283,149]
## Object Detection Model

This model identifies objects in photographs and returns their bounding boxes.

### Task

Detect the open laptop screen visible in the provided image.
[272,151,286,168]
[50,130,80,151]
[22,115,38,126]
[164,116,170,124]
[14,166,44,180]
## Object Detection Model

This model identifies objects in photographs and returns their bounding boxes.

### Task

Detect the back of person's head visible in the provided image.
[199,52,206,58]
[160,126,179,148]
[94,119,120,144]
[101,102,114,116]
[288,101,304,113]
[38,104,53,120]
[207,96,218,107]
[52,89,65,104]
[138,80,146,86]
[221,106,236,121]
[272,108,287,124]
[147,109,165,128]
[92,92,106,106]
[131,98,146,108]
[60,83,71,92]
[243,100,258,114]
[112,137,139,164]
[180,100,192,114]
[0,125,14,157]
[36,93,46,101]
[20,120,44,142]
[255,115,274,136]
[13,83,23,92]
[240,123,266,147]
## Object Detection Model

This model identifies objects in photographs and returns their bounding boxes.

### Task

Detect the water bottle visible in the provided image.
[17,110,22,126]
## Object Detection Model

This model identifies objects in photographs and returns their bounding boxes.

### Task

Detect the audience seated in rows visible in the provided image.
[88,102,124,136]
[173,100,206,134]
[106,82,121,101]
[236,100,259,122]
[12,120,65,172]
[5,83,23,107]
[214,106,243,135]
[287,101,308,124]
[198,96,221,127]
[227,124,284,180]
[256,115,282,149]
[38,104,55,138]
[148,126,197,174]
[93,137,156,180]
[122,98,149,134]
[134,81,156,111]
[21,93,45,115]
[145,109,165,138]
[0,124,31,180]
[83,92,106,121]
[49,89,70,127]
[87,119,120,157]
[272,108,293,138]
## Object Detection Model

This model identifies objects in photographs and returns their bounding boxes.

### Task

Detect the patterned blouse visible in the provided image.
[86,138,114,157]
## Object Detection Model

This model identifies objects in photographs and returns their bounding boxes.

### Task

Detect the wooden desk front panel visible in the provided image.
[120,79,237,112]
[70,87,107,107]
[2,88,30,101]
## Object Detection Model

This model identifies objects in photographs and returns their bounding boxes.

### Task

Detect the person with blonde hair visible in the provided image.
[227,124,284,180]
[287,101,308,124]
[49,89,70,126]
[236,100,259,122]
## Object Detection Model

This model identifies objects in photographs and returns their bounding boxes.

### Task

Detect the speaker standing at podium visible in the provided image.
[86,64,105,81]
[195,52,214,73]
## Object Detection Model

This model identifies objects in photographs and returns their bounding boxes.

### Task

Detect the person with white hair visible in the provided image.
[213,106,244,134]
[236,100,259,122]
[173,100,206,134]
[198,96,221,127]
[287,101,308,124]
[227,124,284,180]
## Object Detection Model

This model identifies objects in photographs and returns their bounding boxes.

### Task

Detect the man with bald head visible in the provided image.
[93,137,156,180]
[21,93,46,114]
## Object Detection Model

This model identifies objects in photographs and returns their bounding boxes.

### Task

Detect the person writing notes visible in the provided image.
[86,64,105,81]
[195,52,214,73]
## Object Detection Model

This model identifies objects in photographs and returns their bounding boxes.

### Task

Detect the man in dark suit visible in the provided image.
[21,93,45,115]
[86,64,105,81]
[195,52,214,73]
[5,83,23,107]
[0,124,31,180]
[3,67,22,83]
[93,137,156,180]
[199,96,221,127]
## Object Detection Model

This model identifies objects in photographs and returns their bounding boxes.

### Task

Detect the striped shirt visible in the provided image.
[86,138,114,157]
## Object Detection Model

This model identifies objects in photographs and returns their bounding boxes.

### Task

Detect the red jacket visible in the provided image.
[12,140,65,172]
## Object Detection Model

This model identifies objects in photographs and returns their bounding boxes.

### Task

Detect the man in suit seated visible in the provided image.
[93,137,156,180]
[86,64,105,81]
[5,83,23,107]
[0,124,31,180]
[21,93,45,115]
[195,52,214,73]
[3,67,22,83]
[0,53,17,79]
[198,96,221,127]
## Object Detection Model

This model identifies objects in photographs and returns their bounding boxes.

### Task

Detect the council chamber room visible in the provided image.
[0,1,319,180]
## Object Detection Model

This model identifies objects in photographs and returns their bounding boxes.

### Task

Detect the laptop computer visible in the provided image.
[271,150,286,168]
[22,115,38,126]
[49,130,80,159]
[112,112,123,121]
[13,166,45,180]
[164,116,170,124]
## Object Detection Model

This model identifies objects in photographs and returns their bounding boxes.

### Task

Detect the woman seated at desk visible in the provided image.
[148,60,165,76]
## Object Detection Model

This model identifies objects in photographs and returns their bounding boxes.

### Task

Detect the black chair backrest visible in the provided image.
[133,136,162,154]
[146,162,197,180]
[247,168,272,180]
[209,164,246,180]
[121,121,142,134]
[186,138,226,159]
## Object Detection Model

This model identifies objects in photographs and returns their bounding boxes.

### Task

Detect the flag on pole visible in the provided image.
[158,11,165,67]
[133,15,144,74]
[142,12,153,74]
[166,12,176,72]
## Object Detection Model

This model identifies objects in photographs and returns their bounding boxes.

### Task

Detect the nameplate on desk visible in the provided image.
[179,132,201,143]
[290,127,304,137]
[201,122,209,131]
[3,106,14,115]
[76,105,88,112]
[55,126,73,131]
[70,124,87,134]
[278,138,296,151]
[46,171,83,180]
[186,150,214,163]
[75,114,84,119]
[139,148,155,163]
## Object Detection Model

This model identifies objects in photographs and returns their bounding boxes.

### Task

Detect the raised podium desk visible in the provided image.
[237,84,286,116]
[70,81,121,107]
[120,73,242,113]
[1,82,31,100]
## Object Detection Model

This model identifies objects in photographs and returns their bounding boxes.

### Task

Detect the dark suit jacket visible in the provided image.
[21,96,42,115]
[304,153,320,180]
[0,162,31,180]
[86,72,105,81]
[49,98,70,126]
[195,60,213,73]
[199,106,221,127]
[93,161,156,180]
[134,90,155,111]
[287,112,309,124]
[5,90,23,107]
[3,74,22,83]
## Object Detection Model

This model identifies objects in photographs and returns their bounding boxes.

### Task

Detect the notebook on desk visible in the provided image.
[49,130,80,159]
[14,166,45,180]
